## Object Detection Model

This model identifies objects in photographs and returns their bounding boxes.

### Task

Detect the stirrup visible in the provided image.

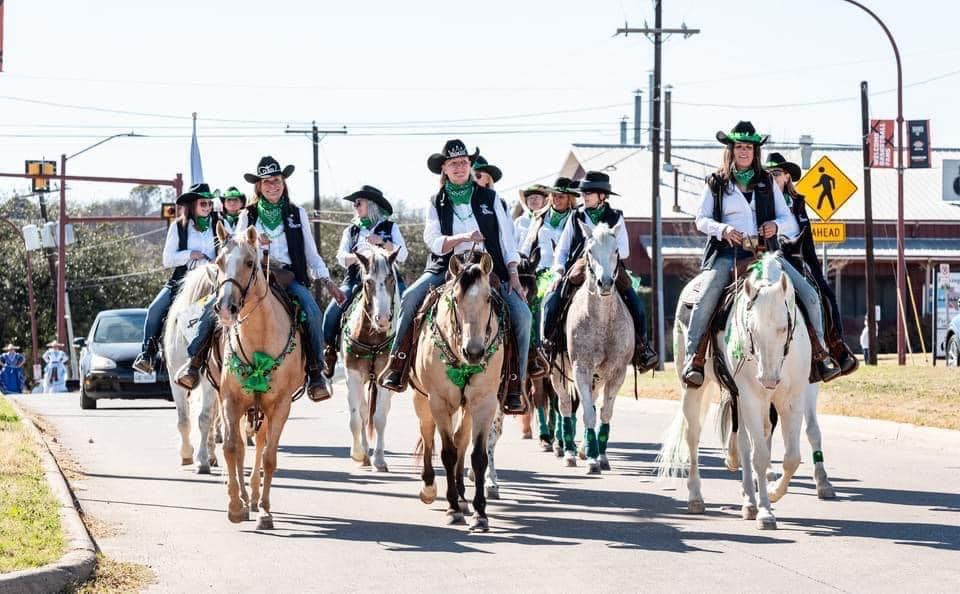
[681,361,704,388]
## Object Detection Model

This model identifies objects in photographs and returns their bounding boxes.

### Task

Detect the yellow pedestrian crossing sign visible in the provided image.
[795,155,857,221]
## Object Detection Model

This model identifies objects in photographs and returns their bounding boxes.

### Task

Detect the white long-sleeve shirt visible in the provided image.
[423,191,519,266]
[513,215,533,249]
[520,211,570,271]
[695,181,799,242]
[254,205,331,280]
[551,208,629,275]
[335,222,409,269]
[162,220,218,269]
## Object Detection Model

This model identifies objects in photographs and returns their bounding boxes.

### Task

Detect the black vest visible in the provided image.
[425,184,509,281]
[700,172,777,270]
[167,213,220,288]
[345,220,396,285]
[562,205,623,272]
[246,201,310,287]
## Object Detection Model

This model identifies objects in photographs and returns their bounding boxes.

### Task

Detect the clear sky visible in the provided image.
[1,0,957,209]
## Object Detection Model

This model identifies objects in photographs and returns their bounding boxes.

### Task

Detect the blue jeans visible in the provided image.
[322,282,357,348]
[142,286,174,352]
[781,259,827,346]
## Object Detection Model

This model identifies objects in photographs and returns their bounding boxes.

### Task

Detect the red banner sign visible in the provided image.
[868,119,895,168]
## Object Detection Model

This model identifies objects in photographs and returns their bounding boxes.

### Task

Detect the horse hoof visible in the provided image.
[586,460,601,475]
[469,516,489,532]
[598,456,611,471]
[688,499,706,514]
[181,457,193,466]
[228,509,246,524]
[467,468,476,482]
[486,485,500,500]
[351,450,366,463]
[256,515,274,530]
[564,454,577,467]
[521,430,533,440]
[360,455,371,468]
[250,502,259,513]
[374,463,389,473]
[741,505,758,520]
[458,499,471,514]
[817,484,837,500]
[196,464,211,475]
[209,457,219,468]
[419,487,436,505]
[756,511,777,530]
[446,511,466,525]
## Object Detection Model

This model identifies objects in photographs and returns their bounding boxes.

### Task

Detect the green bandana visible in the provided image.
[257,198,285,231]
[357,217,373,230]
[445,180,474,206]
[194,215,210,232]
[547,207,570,229]
[585,204,607,225]
[224,212,239,226]
[733,167,755,187]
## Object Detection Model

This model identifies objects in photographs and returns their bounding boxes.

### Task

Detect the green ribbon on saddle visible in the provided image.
[747,258,764,280]
[229,351,279,395]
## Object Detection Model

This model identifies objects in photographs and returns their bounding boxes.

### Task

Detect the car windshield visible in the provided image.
[92,313,146,344]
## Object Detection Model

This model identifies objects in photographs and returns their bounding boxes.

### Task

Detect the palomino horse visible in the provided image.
[163,264,221,473]
[551,222,633,474]
[658,252,810,529]
[213,222,305,529]
[412,253,504,532]
[341,247,399,472]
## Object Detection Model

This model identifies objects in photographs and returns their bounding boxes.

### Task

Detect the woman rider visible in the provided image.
[174,157,345,402]
[540,171,659,372]
[680,121,841,387]
[134,183,220,374]
[377,139,544,414]
[513,185,549,248]
[765,152,858,376]
[322,185,408,376]
[218,186,247,234]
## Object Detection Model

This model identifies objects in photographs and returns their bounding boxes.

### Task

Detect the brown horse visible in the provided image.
[411,253,505,532]
[212,223,305,529]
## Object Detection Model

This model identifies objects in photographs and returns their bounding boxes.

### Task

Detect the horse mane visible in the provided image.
[457,262,486,293]
[163,264,218,342]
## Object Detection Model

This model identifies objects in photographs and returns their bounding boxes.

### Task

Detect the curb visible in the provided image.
[0,400,96,594]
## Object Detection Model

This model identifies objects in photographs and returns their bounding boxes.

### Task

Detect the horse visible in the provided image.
[551,222,633,474]
[411,253,505,532]
[212,222,306,529]
[658,252,810,529]
[162,263,221,473]
[341,246,399,472]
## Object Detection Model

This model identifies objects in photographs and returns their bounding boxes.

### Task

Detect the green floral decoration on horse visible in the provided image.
[229,351,280,395]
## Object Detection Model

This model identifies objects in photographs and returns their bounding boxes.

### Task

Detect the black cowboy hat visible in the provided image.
[764,152,802,181]
[176,182,215,206]
[578,171,619,196]
[552,177,580,196]
[716,121,769,146]
[244,156,295,184]
[472,155,503,183]
[219,186,247,206]
[427,139,479,174]
[343,185,394,216]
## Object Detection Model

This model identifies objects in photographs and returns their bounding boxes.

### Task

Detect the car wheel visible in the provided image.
[80,387,97,410]
[948,335,960,368]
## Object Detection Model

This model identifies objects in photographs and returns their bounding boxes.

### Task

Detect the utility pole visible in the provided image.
[860,81,878,365]
[616,3,700,369]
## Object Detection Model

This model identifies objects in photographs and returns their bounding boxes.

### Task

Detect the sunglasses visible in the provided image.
[197,200,214,207]
[770,170,784,177]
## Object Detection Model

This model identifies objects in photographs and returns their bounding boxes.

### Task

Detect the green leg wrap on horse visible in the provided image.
[562,416,576,453]
[598,423,610,455]
[585,428,600,459]
[813,450,824,463]
[536,406,551,440]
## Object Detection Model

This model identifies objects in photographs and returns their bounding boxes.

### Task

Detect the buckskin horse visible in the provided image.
[411,253,505,532]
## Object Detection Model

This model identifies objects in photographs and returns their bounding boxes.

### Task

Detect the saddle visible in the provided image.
[546,257,632,355]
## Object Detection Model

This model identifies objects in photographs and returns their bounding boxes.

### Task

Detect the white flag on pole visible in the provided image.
[190,112,204,185]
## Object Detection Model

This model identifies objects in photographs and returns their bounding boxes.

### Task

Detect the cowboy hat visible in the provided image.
[578,171,620,196]
[427,139,479,174]
[764,152,802,181]
[219,186,247,206]
[244,156,295,184]
[472,155,503,183]
[2,343,19,351]
[551,177,580,196]
[176,183,215,206]
[716,121,769,146]
[46,340,64,348]
[342,185,394,216]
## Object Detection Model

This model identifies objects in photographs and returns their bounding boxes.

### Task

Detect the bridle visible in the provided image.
[735,280,797,378]
[215,245,270,324]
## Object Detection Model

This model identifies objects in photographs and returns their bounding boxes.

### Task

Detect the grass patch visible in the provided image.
[622,356,960,431]
[63,554,156,594]
[0,396,65,573]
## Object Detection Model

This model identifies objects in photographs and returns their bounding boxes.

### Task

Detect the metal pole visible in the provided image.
[840,0,905,365]
[650,0,665,369]
[931,264,937,367]
[673,167,680,212]
[312,122,321,257]
[664,85,672,165]
[56,154,67,348]
[0,217,40,377]
[633,90,642,145]
[861,80,878,365]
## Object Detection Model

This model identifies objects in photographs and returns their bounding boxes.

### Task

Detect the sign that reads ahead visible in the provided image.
[811,222,846,244]
[795,155,858,222]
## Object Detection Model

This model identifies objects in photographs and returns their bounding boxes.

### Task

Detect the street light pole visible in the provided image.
[840,0,906,365]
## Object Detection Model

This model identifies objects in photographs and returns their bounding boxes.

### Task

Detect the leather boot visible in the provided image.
[633,334,659,373]
[503,370,527,415]
[810,339,842,384]
[528,347,548,379]
[323,345,338,379]
[681,335,710,388]
[175,351,206,390]
[132,339,158,374]
[378,329,417,393]
[307,364,331,402]
[828,331,859,376]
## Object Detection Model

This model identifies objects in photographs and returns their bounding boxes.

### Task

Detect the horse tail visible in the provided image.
[656,406,689,479]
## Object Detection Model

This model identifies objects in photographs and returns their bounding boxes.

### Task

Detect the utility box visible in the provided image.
[21,224,43,251]
[41,222,75,248]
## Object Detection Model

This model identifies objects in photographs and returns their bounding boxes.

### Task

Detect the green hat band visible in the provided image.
[222,189,245,199]
[726,132,764,144]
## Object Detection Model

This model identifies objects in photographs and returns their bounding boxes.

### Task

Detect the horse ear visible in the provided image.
[779,270,789,294]
[448,254,463,277]
[245,224,258,245]
[387,247,399,267]
[216,221,229,244]
[530,245,541,268]
[354,249,370,271]
[480,253,494,276]
[744,275,758,301]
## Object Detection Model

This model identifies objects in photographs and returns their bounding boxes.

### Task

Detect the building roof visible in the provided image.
[561,143,960,223]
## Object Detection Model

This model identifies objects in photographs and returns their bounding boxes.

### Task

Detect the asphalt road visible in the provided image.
[12,384,959,594]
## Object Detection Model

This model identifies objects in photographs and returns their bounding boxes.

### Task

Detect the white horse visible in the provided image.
[659,253,810,529]
[163,264,221,474]
[552,222,633,474]
[341,247,398,472]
